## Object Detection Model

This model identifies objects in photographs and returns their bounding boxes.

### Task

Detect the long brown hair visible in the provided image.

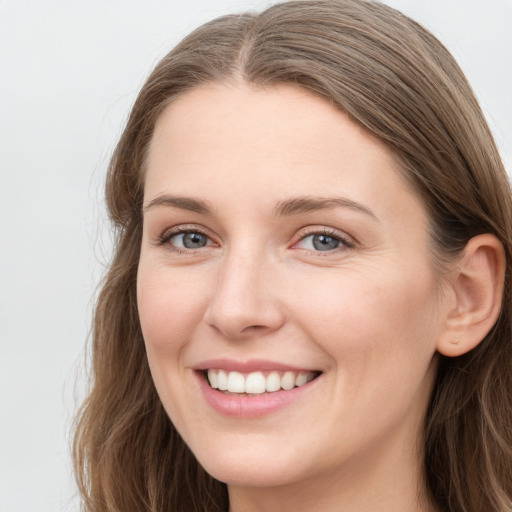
[73,1,512,510]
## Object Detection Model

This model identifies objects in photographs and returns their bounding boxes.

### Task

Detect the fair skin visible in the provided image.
[137,82,503,512]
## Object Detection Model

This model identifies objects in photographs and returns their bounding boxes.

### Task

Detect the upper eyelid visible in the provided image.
[160,224,214,239]
[293,226,356,244]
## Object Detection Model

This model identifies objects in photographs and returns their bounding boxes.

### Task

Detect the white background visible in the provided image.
[1,1,510,510]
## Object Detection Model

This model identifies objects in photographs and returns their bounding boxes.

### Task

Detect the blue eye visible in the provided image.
[312,234,341,251]
[169,231,210,249]
[296,232,351,252]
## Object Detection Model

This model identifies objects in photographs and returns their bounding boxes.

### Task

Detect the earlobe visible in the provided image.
[437,234,505,357]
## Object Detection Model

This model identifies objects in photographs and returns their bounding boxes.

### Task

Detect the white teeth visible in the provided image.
[227,371,245,393]
[206,369,317,394]
[207,369,218,389]
[281,371,295,390]
[217,370,228,391]
[245,371,266,394]
[295,373,308,387]
[266,371,281,392]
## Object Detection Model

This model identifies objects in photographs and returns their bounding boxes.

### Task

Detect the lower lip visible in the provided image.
[195,371,320,418]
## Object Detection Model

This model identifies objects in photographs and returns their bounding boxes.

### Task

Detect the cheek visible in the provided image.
[136,262,209,356]
[136,263,211,428]
[287,268,440,446]
[288,265,440,369]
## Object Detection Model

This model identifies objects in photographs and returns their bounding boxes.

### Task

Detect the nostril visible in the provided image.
[205,300,286,339]
[240,324,268,335]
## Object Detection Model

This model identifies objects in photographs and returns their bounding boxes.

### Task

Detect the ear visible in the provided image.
[437,234,506,357]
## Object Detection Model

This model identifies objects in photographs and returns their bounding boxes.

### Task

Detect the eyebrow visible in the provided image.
[143,193,378,221]
[143,194,213,215]
[273,196,378,221]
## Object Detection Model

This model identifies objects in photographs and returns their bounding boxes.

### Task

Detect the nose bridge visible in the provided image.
[205,239,284,339]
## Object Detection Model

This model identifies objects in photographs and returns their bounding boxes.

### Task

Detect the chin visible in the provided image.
[190,437,312,488]
[201,457,304,488]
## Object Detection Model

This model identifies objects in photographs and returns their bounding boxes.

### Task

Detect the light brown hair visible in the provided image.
[74,1,512,510]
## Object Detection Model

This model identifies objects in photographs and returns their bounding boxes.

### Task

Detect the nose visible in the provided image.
[203,246,286,340]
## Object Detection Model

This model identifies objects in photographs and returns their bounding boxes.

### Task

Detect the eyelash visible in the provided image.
[157,225,215,254]
[157,226,355,255]
[293,228,355,254]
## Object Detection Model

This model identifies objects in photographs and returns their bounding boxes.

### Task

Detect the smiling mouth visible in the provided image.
[204,369,321,395]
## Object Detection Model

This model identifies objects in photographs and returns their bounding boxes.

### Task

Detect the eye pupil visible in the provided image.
[183,232,207,248]
[313,234,340,251]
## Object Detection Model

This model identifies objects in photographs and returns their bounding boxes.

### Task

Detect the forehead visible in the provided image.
[144,82,425,227]
[149,82,384,154]
[148,83,394,182]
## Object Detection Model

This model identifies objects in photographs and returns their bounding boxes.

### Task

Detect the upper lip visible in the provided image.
[192,358,319,373]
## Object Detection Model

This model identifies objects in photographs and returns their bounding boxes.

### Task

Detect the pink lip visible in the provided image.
[193,367,321,419]
[193,358,316,373]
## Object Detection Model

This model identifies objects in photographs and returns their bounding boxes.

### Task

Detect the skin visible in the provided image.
[137,82,450,512]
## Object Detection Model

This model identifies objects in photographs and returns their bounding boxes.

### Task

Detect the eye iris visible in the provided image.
[312,234,340,251]
[183,232,207,248]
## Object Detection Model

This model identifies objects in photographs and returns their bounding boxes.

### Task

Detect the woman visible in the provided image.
[73,1,512,511]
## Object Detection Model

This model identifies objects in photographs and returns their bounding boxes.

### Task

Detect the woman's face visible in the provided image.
[138,83,448,490]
